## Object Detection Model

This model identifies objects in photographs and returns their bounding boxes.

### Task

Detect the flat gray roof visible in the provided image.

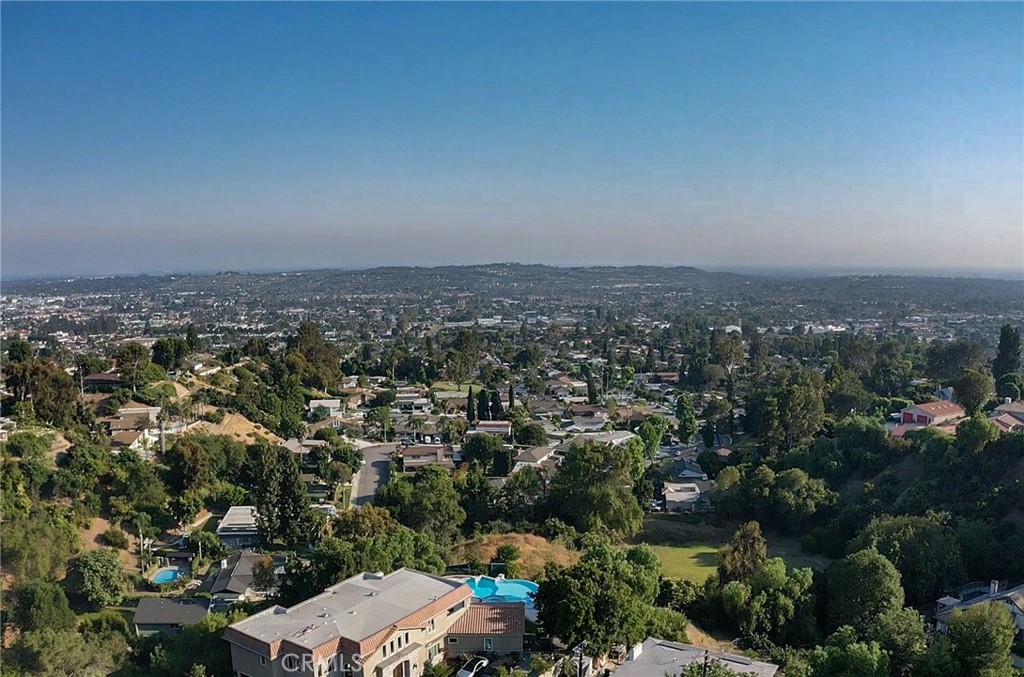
[217,506,258,534]
[614,638,779,677]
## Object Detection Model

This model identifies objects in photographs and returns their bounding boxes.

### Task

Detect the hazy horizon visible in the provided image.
[3,3,1022,279]
[4,261,1024,285]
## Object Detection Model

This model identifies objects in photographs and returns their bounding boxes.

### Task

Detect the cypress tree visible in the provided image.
[467,386,476,421]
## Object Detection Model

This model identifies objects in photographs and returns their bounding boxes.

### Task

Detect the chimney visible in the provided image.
[221,559,227,569]
[990,580,1000,596]
[1006,397,1013,405]
[627,641,644,661]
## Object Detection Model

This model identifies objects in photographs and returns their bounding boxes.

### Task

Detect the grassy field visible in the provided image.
[635,515,832,582]
[648,544,720,582]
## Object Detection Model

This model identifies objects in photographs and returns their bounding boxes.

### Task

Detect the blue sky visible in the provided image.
[2,2,1022,278]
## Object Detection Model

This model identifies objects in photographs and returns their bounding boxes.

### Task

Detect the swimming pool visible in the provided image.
[152,567,185,584]
[464,576,538,606]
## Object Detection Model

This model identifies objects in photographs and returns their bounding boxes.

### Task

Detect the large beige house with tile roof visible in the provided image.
[223,569,523,677]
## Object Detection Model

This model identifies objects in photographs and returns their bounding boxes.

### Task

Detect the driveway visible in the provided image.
[353,444,395,506]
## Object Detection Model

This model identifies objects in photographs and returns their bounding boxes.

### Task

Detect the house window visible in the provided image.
[259,656,267,666]
[427,618,436,634]
[428,643,441,660]
[485,638,493,651]
[282,655,299,671]
[448,636,459,644]
[447,601,466,615]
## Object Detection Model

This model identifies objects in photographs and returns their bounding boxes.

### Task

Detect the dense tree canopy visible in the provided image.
[535,543,665,653]
[546,440,643,536]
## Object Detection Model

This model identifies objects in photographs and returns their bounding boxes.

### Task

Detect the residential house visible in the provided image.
[133,598,210,638]
[282,438,328,466]
[396,392,432,414]
[400,445,459,471]
[663,483,705,513]
[993,399,1024,426]
[117,401,162,422]
[675,460,708,481]
[209,551,288,604]
[82,372,123,391]
[308,399,344,419]
[935,581,1024,644]
[217,506,261,550]
[111,430,146,453]
[989,413,1023,433]
[223,568,523,677]
[899,401,965,426]
[562,416,607,433]
[615,638,779,677]
[511,446,560,474]
[469,420,512,437]
[575,430,637,447]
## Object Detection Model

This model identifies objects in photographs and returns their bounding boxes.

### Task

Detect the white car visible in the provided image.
[457,657,490,677]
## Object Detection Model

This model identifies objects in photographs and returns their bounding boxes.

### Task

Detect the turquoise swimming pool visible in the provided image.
[465,576,538,606]
[152,568,185,584]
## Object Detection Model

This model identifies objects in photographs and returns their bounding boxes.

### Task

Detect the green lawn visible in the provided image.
[648,544,720,582]
[636,515,833,582]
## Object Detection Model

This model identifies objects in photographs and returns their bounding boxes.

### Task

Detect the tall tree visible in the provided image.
[508,382,516,410]
[825,549,904,636]
[991,324,1021,386]
[185,323,202,351]
[850,513,964,606]
[718,521,768,583]
[942,601,1017,677]
[547,441,643,536]
[586,373,599,404]
[117,341,152,393]
[67,549,129,609]
[151,337,191,371]
[535,544,661,653]
[476,388,491,421]
[467,385,476,421]
[376,466,466,546]
[675,392,698,444]
[926,339,984,383]
[252,445,317,548]
[490,389,504,419]
[953,369,993,416]
[636,415,670,459]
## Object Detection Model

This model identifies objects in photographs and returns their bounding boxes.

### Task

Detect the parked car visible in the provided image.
[457,656,490,677]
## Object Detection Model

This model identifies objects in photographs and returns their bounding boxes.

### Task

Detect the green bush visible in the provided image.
[102,527,130,550]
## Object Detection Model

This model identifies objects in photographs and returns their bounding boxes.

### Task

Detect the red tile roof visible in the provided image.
[906,401,964,416]
[449,603,525,636]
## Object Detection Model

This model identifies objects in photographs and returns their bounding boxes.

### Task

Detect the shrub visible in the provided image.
[102,527,130,550]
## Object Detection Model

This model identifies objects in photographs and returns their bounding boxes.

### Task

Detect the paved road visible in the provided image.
[353,444,395,506]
